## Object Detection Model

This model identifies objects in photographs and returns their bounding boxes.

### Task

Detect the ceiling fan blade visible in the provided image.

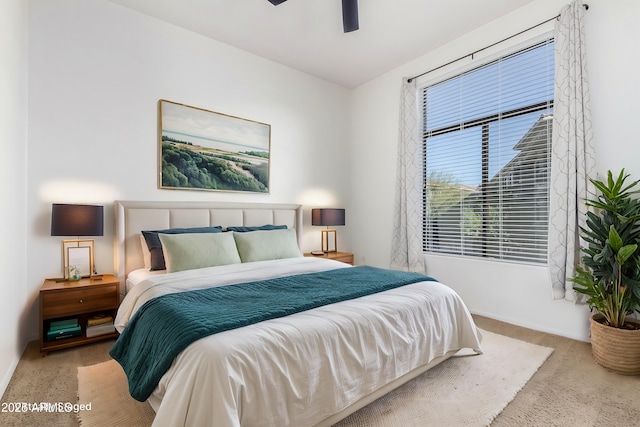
[268,0,287,5]
[342,0,359,32]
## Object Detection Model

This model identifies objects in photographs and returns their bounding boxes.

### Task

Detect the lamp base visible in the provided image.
[321,229,338,253]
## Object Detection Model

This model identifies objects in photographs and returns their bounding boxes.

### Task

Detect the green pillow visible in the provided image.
[142,226,223,271]
[158,232,241,273]
[232,229,302,263]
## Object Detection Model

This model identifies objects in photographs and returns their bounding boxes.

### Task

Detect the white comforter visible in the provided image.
[116,257,483,427]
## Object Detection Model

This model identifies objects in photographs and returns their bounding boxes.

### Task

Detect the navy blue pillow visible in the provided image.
[142,226,223,271]
[226,224,287,233]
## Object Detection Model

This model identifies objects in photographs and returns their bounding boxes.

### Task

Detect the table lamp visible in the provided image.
[51,203,104,279]
[311,208,345,253]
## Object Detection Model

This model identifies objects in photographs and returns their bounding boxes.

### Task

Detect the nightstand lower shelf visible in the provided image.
[41,330,119,353]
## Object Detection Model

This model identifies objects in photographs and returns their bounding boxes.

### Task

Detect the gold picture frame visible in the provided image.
[158,99,271,193]
[62,239,94,279]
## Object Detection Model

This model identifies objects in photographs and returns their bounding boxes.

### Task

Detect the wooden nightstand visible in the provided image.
[304,251,354,265]
[39,274,120,354]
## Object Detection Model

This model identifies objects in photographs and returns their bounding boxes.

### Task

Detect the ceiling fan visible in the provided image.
[267,0,359,33]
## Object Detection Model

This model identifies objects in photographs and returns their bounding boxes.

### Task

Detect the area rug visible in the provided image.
[77,330,553,427]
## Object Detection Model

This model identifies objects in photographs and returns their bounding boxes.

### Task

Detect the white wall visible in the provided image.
[0,0,29,398]
[24,0,352,343]
[350,0,640,342]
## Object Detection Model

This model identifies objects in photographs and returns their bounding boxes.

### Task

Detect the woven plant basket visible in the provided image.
[590,314,640,375]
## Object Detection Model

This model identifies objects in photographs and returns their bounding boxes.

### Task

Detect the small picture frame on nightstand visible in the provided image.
[63,240,94,279]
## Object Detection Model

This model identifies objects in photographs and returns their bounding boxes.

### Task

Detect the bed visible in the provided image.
[111,200,483,427]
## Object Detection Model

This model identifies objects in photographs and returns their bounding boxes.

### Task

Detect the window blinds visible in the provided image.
[422,39,554,264]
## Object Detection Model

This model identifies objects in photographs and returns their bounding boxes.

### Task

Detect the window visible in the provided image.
[422,39,554,264]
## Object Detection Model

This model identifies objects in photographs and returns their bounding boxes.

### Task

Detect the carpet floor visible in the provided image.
[2,315,639,426]
[76,330,552,427]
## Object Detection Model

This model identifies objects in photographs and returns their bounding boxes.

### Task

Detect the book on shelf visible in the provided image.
[86,321,116,338]
[49,318,79,331]
[87,314,114,327]
[46,324,81,341]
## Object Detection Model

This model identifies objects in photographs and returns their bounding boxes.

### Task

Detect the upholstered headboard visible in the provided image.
[114,200,303,283]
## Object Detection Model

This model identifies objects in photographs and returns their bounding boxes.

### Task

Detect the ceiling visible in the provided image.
[108,0,536,88]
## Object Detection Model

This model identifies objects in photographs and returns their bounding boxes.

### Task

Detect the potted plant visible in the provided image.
[571,169,640,375]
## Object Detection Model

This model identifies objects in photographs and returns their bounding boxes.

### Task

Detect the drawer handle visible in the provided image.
[79,299,83,303]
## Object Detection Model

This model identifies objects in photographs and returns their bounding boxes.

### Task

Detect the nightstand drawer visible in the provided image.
[41,284,118,318]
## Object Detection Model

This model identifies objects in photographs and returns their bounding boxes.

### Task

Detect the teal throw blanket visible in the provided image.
[110,266,436,401]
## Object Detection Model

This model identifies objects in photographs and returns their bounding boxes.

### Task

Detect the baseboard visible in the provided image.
[0,355,20,400]
[471,309,590,343]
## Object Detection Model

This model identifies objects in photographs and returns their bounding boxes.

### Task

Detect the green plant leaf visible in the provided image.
[608,225,623,251]
[616,244,638,265]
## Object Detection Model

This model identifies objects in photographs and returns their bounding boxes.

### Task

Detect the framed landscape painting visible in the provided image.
[158,100,270,193]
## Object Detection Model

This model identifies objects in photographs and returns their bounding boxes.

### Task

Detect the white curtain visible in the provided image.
[548,0,596,300]
[390,78,425,273]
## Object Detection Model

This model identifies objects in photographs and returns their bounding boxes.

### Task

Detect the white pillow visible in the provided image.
[158,232,241,273]
[232,229,302,263]
[140,234,151,269]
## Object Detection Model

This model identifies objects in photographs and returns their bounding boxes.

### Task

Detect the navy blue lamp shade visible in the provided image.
[51,204,104,237]
[311,208,345,227]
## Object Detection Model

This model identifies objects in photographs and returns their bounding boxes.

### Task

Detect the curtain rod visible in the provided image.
[407,3,589,83]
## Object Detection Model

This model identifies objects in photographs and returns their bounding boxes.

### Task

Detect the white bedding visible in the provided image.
[116,257,483,427]
[125,268,165,294]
